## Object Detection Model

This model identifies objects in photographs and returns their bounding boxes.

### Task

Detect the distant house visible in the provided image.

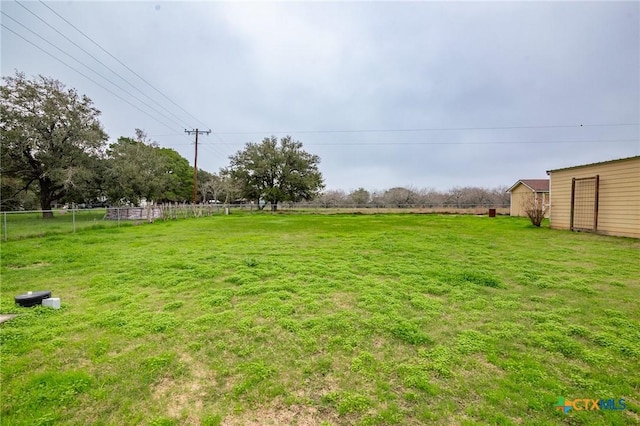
[507,179,550,217]
[546,156,640,238]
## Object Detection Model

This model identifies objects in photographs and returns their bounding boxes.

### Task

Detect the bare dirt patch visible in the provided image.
[458,354,504,381]
[5,262,51,270]
[332,292,356,310]
[151,351,214,424]
[0,314,18,324]
[222,404,338,426]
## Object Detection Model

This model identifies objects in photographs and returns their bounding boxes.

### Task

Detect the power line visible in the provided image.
[145,132,237,159]
[35,1,234,158]
[15,1,192,130]
[213,123,640,135]
[152,138,638,147]
[5,6,218,156]
[38,0,212,131]
[1,16,219,158]
[197,139,233,161]
[1,11,189,130]
[149,133,240,146]
[1,23,180,134]
[8,2,636,161]
[303,139,639,146]
[154,134,232,155]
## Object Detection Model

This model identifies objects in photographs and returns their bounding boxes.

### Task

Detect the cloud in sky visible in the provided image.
[2,1,638,191]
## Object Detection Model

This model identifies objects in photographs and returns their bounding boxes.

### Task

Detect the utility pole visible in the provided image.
[184,128,211,204]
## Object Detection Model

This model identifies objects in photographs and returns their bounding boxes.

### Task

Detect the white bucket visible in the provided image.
[42,298,61,309]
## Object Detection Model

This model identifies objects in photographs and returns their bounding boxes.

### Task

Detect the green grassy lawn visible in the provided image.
[1,214,638,425]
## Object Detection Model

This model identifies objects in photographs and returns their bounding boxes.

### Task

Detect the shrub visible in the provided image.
[521,194,548,227]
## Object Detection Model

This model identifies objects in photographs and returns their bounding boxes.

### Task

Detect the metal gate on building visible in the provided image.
[570,175,599,232]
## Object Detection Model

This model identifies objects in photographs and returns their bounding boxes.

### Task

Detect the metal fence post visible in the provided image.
[117,207,120,227]
[3,212,7,241]
[72,209,76,233]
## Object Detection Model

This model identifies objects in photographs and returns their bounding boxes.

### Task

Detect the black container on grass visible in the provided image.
[15,290,52,307]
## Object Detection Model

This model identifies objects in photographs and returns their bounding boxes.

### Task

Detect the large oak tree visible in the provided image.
[0,72,108,216]
[227,136,324,211]
[105,130,191,205]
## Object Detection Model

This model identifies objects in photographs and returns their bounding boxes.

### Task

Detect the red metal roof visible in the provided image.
[507,179,550,193]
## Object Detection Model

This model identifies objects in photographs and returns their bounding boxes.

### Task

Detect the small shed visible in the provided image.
[546,156,640,238]
[507,179,550,217]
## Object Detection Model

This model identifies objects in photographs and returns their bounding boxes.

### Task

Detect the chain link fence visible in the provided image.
[0,204,225,241]
[0,203,509,241]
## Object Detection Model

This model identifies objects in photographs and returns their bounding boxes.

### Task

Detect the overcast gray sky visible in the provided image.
[2,1,639,192]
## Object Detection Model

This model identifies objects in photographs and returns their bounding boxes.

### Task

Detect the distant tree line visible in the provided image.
[311,186,509,209]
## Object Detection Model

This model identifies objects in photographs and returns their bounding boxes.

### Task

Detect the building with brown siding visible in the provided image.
[546,156,640,238]
[507,179,550,217]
